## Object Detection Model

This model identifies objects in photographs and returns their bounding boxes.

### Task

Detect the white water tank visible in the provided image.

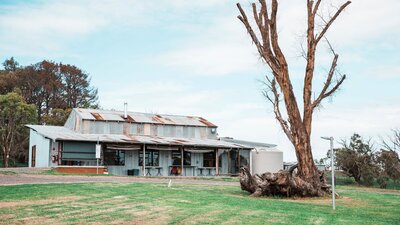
[251,148,283,174]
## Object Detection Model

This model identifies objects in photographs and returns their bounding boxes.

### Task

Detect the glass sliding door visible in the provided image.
[240,150,250,169]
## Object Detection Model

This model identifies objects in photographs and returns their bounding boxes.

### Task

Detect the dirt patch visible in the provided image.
[6,216,59,225]
[175,199,192,203]
[0,168,50,175]
[182,210,223,224]
[311,217,326,225]
[122,204,172,225]
[284,196,368,207]
[0,174,239,187]
[123,211,170,224]
[0,213,14,221]
[239,209,279,217]
[113,195,127,199]
[73,207,119,219]
[0,196,82,208]
[348,187,400,195]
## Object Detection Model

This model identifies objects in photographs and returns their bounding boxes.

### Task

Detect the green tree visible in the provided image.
[335,133,378,186]
[2,57,19,72]
[379,129,400,183]
[0,58,99,125]
[0,92,36,167]
[42,108,72,126]
[376,150,400,184]
[59,63,98,109]
[0,58,20,94]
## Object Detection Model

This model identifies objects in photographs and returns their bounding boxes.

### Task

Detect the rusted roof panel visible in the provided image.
[151,115,164,123]
[198,117,217,127]
[90,113,104,121]
[74,108,217,128]
[26,125,250,149]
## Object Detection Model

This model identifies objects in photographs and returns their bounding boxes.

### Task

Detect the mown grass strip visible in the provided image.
[0,183,399,225]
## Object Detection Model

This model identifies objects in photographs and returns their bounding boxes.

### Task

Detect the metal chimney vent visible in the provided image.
[123,102,128,119]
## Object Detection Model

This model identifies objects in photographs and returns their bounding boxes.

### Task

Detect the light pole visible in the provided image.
[321,136,335,210]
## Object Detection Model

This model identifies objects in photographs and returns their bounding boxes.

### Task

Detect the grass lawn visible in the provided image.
[0,183,399,225]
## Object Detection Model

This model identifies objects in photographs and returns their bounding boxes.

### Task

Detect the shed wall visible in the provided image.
[28,130,51,167]
[80,121,217,139]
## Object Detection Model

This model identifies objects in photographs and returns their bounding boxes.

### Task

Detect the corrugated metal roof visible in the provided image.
[74,108,217,127]
[27,125,250,149]
[220,137,277,148]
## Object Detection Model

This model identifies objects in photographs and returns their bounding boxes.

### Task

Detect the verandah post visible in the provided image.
[180,147,184,176]
[228,149,231,175]
[238,149,241,173]
[143,143,146,176]
[215,148,219,176]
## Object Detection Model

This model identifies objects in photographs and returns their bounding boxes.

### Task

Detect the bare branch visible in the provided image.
[237,1,303,135]
[315,1,351,45]
[237,3,280,73]
[311,37,345,109]
[263,76,293,143]
[269,0,288,71]
[313,0,323,16]
[252,3,260,27]
[382,129,400,153]
[313,75,346,109]
[302,0,318,135]
[257,1,279,68]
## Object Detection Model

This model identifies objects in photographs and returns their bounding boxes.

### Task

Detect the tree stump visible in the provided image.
[239,165,330,197]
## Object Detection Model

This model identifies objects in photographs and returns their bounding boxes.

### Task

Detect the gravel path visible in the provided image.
[0,173,239,186]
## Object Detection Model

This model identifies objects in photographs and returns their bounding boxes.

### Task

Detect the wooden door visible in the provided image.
[31,145,36,167]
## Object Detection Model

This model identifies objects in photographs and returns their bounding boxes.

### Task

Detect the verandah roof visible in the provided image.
[26,125,252,150]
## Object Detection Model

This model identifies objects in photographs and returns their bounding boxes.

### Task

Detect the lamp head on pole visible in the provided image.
[321,136,333,141]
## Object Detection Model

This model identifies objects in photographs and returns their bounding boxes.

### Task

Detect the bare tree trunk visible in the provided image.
[237,0,350,197]
[2,146,9,168]
[295,138,316,180]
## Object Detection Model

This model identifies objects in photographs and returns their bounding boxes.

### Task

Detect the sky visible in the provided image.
[0,0,399,161]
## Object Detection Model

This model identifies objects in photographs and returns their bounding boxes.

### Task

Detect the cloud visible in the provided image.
[97,78,232,117]
[151,0,400,77]
[0,0,134,56]
[367,65,400,79]
[151,15,265,76]
[2,0,398,70]
[309,103,400,159]
[0,0,230,57]
[155,43,261,76]
[325,0,400,47]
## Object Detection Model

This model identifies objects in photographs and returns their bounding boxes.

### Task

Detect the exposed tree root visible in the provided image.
[240,165,331,197]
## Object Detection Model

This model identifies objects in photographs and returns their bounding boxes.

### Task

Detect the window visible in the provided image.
[61,142,96,166]
[139,150,159,166]
[203,151,216,167]
[104,149,125,166]
[172,150,191,166]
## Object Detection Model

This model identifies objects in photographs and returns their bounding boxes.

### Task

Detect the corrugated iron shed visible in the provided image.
[74,108,217,127]
[26,125,251,149]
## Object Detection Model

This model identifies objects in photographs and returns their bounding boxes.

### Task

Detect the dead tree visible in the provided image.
[237,0,351,197]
